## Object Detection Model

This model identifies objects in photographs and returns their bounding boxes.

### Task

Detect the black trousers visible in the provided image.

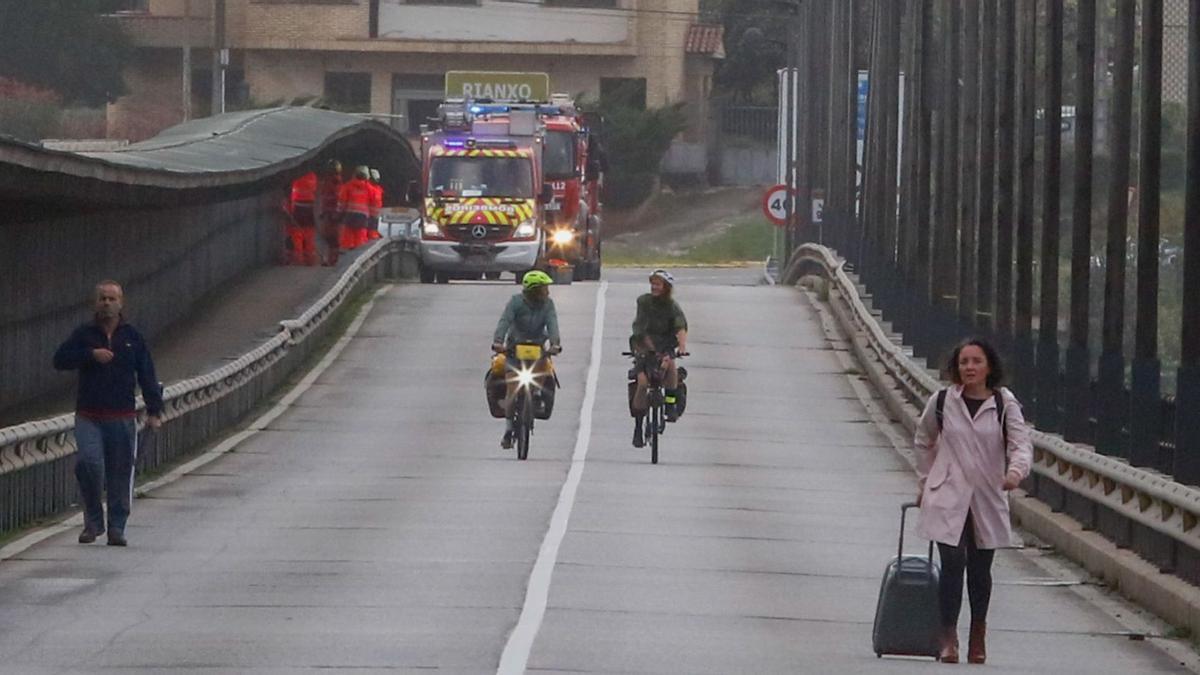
[936,511,996,628]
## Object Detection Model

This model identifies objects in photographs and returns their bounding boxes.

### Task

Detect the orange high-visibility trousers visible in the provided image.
[289,205,318,265]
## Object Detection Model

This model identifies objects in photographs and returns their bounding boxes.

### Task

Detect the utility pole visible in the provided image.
[211,0,227,116]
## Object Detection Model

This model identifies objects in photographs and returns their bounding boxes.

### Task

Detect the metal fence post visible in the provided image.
[1014,0,1037,403]
[959,0,980,331]
[1131,0,1164,470]
[1037,0,1064,431]
[1097,0,1136,458]
[976,0,998,334]
[913,0,935,357]
[882,0,902,288]
[931,0,962,364]
[995,0,1017,349]
[1065,0,1097,444]
[899,0,920,297]
[1173,0,1200,485]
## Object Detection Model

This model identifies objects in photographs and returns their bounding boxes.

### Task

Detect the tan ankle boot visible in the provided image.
[939,626,959,664]
[967,620,987,664]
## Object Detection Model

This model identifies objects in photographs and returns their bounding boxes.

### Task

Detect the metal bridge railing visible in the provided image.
[0,234,418,535]
[784,243,1200,591]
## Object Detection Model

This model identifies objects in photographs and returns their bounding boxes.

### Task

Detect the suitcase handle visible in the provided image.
[899,502,935,563]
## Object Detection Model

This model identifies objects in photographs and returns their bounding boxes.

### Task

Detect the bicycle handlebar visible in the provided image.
[495,343,562,355]
[622,350,686,358]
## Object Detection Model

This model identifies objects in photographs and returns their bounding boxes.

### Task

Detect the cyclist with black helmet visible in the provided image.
[492,270,562,449]
[629,269,689,447]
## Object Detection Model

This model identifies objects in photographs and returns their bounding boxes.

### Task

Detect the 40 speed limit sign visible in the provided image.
[762,184,794,227]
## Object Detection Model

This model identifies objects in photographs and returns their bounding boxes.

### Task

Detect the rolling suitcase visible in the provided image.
[871,502,941,659]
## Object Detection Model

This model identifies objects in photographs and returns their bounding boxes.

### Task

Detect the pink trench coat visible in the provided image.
[914,386,1034,549]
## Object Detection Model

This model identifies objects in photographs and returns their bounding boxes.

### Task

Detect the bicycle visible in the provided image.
[624,349,686,464]
[497,341,559,460]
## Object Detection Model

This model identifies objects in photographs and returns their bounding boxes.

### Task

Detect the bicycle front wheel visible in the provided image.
[649,405,660,464]
[517,394,531,461]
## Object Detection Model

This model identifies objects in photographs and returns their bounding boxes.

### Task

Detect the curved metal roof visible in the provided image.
[0,107,419,201]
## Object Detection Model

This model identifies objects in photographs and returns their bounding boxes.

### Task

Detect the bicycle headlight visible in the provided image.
[552,229,575,245]
[516,367,536,388]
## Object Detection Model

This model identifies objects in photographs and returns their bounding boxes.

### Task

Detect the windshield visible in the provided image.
[428,156,534,198]
[543,131,576,180]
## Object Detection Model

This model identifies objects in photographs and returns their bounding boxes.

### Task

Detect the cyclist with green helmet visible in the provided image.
[492,270,562,449]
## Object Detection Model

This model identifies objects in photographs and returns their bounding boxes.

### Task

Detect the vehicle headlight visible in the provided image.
[552,229,575,245]
[515,220,537,238]
[423,220,442,236]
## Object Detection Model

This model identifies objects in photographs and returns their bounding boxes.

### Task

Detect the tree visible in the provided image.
[583,85,689,208]
[0,0,131,107]
[705,0,787,104]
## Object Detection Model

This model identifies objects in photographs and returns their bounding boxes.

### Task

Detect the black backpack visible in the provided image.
[935,389,1009,450]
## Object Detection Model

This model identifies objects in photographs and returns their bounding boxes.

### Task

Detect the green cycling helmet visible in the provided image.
[522,270,554,290]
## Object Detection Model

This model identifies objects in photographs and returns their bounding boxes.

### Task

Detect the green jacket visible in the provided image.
[631,293,687,352]
[494,293,561,348]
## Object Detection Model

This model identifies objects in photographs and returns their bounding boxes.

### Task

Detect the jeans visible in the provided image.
[74,416,137,534]
[936,511,996,628]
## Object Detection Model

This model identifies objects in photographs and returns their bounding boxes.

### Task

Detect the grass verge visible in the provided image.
[604,214,776,267]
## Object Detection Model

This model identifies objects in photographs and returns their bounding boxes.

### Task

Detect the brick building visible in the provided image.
[106,0,723,142]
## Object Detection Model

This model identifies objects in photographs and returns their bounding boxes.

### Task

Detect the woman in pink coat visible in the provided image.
[914,338,1033,664]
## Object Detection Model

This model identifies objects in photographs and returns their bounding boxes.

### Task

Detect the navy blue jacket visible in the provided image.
[53,320,164,418]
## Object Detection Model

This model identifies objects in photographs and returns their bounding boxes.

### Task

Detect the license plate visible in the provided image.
[515,344,543,360]
[545,201,561,211]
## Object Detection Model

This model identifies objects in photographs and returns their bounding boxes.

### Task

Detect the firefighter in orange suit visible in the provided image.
[338,166,374,250]
[288,172,319,265]
[367,168,384,241]
[317,160,343,266]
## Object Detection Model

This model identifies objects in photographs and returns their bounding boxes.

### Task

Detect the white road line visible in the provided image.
[0,285,393,563]
[497,280,608,675]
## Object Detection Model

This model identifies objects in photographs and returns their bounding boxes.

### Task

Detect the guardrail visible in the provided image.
[0,236,418,534]
[782,243,1200,590]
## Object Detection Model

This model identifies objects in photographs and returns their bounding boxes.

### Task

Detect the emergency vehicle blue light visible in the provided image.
[444,139,467,148]
[470,104,511,115]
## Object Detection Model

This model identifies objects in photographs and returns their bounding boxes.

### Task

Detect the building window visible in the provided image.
[600,77,647,110]
[324,72,372,113]
[392,74,445,134]
[544,0,618,7]
[406,99,442,133]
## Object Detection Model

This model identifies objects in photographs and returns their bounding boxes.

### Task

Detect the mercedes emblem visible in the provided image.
[471,225,488,239]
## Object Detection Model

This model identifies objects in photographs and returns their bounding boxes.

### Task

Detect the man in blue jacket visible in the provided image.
[54,280,164,547]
